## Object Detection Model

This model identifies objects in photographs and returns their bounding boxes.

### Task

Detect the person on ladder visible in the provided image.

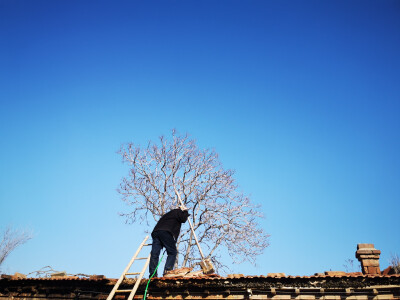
[149,205,190,277]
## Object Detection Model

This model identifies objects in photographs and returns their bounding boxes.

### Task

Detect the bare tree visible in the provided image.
[0,226,32,272]
[343,258,360,273]
[118,130,269,272]
[390,253,400,274]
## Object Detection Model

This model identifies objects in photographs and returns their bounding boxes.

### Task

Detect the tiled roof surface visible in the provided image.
[2,272,400,299]
[1,277,109,281]
[156,274,400,281]
[2,273,400,281]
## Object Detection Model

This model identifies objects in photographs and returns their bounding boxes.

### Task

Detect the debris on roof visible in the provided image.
[162,267,193,278]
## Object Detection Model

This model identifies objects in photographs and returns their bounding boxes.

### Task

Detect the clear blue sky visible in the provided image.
[1,0,399,277]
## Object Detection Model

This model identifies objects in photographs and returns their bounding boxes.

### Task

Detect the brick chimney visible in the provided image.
[356,243,381,275]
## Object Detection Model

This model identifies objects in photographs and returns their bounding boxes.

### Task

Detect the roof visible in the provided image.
[2,272,400,282]
[1,273,400,300]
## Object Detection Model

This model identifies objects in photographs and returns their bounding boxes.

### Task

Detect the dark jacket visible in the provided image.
[152,209,189,240]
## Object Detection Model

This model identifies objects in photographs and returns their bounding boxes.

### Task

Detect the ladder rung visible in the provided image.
[106,236,151,300]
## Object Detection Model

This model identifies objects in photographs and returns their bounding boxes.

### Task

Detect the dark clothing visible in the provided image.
[149,209,189,277]
[152,209,189,240]
[149,230,177,277]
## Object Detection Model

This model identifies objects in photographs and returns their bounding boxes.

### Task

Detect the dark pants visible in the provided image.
[149,230,177,277]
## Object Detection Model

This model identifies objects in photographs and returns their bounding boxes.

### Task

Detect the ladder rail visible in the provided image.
[127,254,151,300]
[106,236,150,300]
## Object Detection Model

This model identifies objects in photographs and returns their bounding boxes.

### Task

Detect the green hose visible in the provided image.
[143,254,164,300]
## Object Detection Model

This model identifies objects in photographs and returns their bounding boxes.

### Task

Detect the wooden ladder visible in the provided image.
[106,236,151,300]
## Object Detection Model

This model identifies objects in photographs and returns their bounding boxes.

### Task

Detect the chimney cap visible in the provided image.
[357,243,375,250]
